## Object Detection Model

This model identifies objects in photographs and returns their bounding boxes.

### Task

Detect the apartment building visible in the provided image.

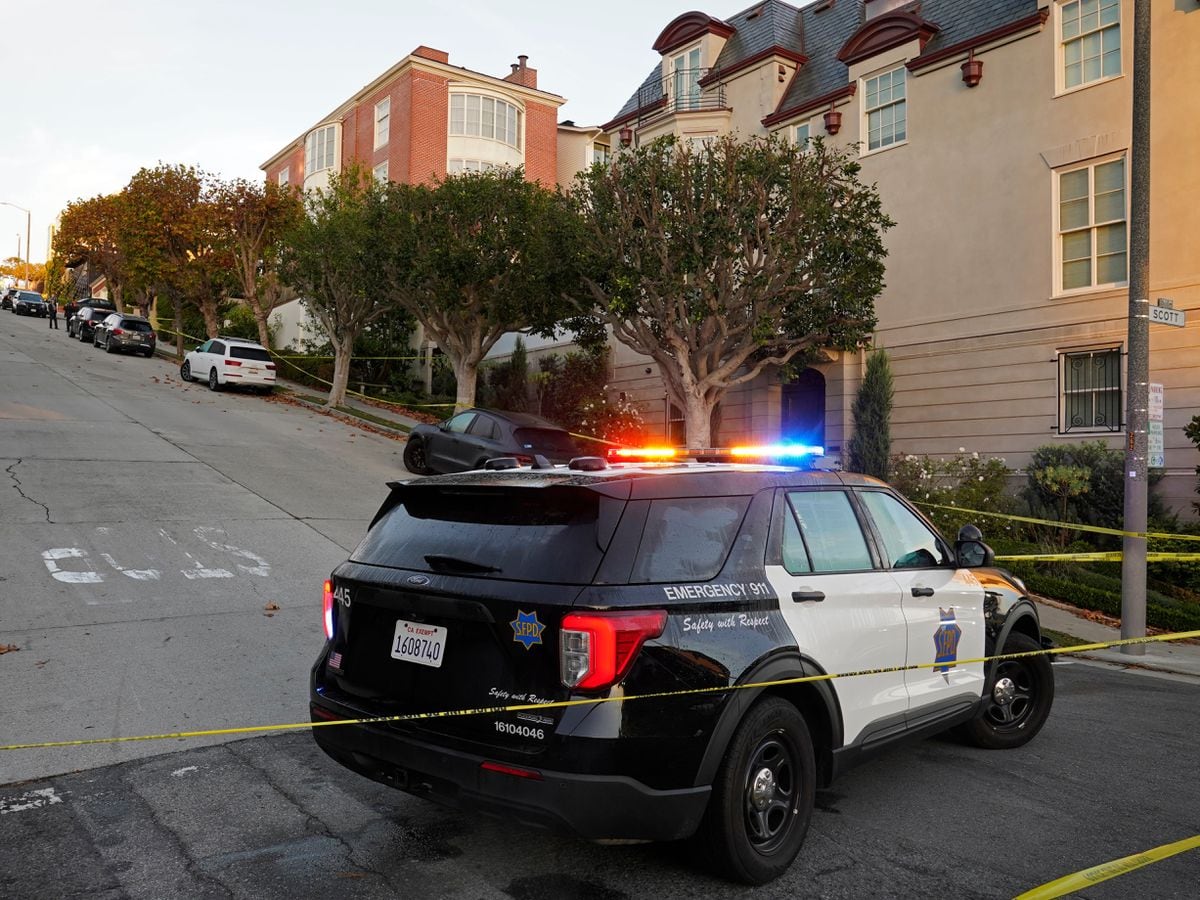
[602,0,1199,513]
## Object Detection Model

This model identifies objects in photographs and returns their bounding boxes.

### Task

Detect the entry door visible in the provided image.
[781,369,825,449]
[766,489,909,744]
[855,490,986,714]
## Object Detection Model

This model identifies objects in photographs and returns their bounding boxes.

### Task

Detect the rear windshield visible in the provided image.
[629,496,751,583]
[230,346,271,361]
[122,320,153,332]
[352,485,611,584]
[513,427,578,456]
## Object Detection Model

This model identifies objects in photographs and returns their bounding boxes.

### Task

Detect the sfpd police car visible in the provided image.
[310,446,1053,885]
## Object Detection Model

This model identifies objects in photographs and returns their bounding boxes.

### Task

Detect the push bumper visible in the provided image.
[310,696,710,842]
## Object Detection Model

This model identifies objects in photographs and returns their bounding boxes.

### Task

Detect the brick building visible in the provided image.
[260,46,563,191]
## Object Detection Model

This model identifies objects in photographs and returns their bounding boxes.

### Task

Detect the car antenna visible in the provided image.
[530,454,554,470]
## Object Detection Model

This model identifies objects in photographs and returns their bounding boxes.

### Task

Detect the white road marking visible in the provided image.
[41,548,103,584]
[99,552,161,581]
[0,788,63,815]
[170,766,199,778]
[180,551,234,580]
[194,527,271,577]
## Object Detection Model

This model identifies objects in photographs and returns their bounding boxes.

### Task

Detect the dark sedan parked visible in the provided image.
[403,409,580,475]
[70,306,115,342]
[11,290,48,316]
[93,313,156,357]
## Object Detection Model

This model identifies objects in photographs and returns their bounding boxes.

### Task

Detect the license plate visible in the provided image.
[247,367,260,374]
[390,619,447,668]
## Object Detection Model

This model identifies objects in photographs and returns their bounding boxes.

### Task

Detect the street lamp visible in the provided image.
[0,201,31,288]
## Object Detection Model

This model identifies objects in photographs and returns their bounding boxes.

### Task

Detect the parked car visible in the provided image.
[0,288,16,310]
[402,409,581,475]
[11,290,48,317]
[180,336,276,393]
[64,297,116,323]
[310,450,1052,884]
[92,313,156,357]
[70,306,115,342]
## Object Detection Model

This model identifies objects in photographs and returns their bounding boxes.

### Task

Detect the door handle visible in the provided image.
[911,587,935,598]
[792,590,825,603]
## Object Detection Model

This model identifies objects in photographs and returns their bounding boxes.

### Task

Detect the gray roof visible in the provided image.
[610,0,1041,127]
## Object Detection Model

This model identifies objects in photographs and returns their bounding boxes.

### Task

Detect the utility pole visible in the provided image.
[1121,0,1151,656]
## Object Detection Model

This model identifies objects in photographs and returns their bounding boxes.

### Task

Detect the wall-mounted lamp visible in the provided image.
[619,125,633,148]
[961,48,983,87]
[823,103,842,135]
[778,63,787,82]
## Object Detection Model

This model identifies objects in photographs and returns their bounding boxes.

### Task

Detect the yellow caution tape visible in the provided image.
[996,552,1200,563]
[2,630,1196,753]
[915,502,1200,543]
[1015,833,1200,899]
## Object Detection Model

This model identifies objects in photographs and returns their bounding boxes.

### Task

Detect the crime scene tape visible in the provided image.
[916,501,1200,543]
[2,630,1197,753]
[995,551,1200,563]
[1015,833,1200,899]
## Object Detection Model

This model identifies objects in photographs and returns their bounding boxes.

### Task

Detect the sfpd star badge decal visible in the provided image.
[933,607,963,681]
[510,610,545,650]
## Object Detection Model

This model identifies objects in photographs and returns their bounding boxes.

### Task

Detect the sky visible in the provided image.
[0,0,712,264]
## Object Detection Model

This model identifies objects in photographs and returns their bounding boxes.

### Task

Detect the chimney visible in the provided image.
[412,45,449,64]
[502,55,538,89]
[865,0,911,19]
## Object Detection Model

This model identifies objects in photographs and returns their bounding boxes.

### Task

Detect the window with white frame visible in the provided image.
[1061,0,1120,90]
[794,122,811,150]
[373,161,389,183]
[277,167,289,187]
[1059,347,1121,433]
[1058,156,1126,292]
[593,142,611,166]
[374,97,391,150]
[447,159,495,174]
[449,94,521,148]
[864,66,906,151]
[671,46,702,110]
[305,125,337,177]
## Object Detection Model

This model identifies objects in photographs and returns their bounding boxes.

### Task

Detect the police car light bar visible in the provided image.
[606,445,824,463]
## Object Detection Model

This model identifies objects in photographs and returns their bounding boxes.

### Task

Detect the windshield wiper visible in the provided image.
[424,554,502,575]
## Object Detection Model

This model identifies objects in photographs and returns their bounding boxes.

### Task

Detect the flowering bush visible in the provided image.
[890,450,1014,539]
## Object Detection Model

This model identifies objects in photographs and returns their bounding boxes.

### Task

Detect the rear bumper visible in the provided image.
[309,694,710,842]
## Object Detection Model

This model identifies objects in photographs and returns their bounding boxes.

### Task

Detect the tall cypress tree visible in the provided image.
[847,350,893,479]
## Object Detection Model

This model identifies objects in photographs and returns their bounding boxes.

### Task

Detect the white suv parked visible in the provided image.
[181,337,277,393]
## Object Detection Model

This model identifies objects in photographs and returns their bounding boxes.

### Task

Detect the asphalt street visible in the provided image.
[2,309,1198,898]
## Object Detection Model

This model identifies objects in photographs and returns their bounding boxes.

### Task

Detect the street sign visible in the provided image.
[1149,421,1164,468]
[1149,305,1186,328]
[1148,383,1163,421]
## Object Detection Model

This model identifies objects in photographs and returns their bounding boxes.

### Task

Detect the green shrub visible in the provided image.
[891,450,1014,540]
[1186,414,1200,514]
[481,337,532,412]
[846,350,893,480]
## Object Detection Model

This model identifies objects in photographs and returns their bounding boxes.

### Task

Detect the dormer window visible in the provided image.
[672,46,702,111]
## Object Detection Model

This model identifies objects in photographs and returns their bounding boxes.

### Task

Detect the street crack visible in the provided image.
[5,459,53,523]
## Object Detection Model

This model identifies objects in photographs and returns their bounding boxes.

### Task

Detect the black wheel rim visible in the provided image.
[985,659,1037,730]
[410,442,427,470]
[742,731,798,853]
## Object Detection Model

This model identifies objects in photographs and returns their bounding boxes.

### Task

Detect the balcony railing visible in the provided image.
[630,68,727,126]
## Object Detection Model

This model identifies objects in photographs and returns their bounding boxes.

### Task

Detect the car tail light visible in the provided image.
[322,579,335,639]
[480,761,543,780]
[560,610,666,691]
[225,359,242,367]
[112,328,125,336]
[266,363,276,370]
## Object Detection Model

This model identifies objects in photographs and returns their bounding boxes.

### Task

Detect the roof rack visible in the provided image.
[216,335,263,344]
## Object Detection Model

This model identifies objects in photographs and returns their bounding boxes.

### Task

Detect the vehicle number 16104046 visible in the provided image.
[391,619,447,668]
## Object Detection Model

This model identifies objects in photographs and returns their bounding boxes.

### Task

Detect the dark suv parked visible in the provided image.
[70,306,115,342]
[11,290,48,316]
[309,454,1052,884]
[93,313,156,356]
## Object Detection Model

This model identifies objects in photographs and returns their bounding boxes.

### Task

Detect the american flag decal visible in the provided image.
[328,651,343,671]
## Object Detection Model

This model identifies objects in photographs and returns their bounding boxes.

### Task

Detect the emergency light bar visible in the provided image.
[606,445,824,463]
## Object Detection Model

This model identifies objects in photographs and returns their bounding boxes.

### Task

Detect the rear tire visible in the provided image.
[959,631,1053,750]
[699,697,815,885]
[403,437,433,475]
[208,369,220,391]
[104,336,116,353]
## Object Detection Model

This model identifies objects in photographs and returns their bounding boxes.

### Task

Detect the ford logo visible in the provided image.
[407,574,430,586]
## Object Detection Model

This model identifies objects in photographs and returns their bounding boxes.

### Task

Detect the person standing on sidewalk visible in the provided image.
[48,297,59,330]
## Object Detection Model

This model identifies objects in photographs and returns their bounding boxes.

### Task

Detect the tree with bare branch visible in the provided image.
[573,134,892,447]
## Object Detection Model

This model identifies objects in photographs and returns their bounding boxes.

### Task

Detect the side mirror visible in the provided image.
[955,539,994,568]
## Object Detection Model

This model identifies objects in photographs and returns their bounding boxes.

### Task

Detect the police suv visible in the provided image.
[310,448,1053,884]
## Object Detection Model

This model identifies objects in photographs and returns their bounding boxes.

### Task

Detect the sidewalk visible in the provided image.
[275,374,427,433]
[1034,597,1200,678]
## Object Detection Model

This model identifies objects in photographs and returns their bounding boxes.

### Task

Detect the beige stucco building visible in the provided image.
[600,0,1199,514]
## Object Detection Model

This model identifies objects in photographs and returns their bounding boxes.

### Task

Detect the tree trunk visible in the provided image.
[327,336,353,408]
[252,307,271,349]
[200,300,221,339]
[450,354,479,412]
[173,297,184,360]
[683,391,716,449]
